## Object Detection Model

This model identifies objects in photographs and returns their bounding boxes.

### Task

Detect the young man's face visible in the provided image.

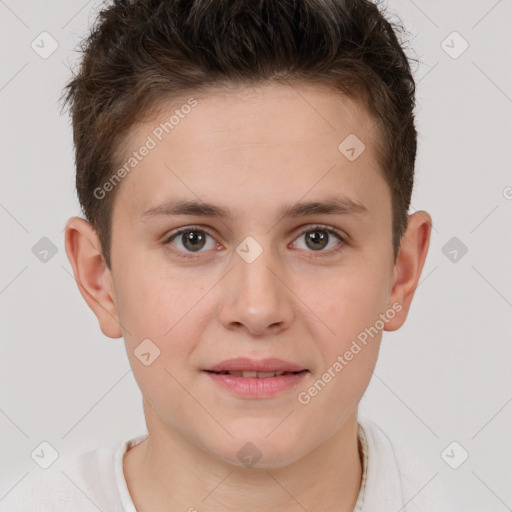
[66,82,430,468]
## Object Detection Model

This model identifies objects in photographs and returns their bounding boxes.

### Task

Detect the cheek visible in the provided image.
[113,249,187,330]
[296,262,389,400]
[297,276,384,415]
[113,255,214,371]
[305,264,390,339]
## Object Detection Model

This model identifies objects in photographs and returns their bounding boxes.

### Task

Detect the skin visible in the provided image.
[64,81,431,512]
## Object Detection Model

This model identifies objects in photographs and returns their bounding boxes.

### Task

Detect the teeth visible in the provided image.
[226,370,288,378]
[257,371,279,378]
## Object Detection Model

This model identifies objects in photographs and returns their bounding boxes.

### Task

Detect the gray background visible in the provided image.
[1,0,511,509]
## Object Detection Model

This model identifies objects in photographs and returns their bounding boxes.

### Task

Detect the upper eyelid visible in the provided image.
[166,224,346,244]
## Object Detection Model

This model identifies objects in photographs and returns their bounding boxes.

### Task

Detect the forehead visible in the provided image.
[111,81,387,223]
[144,81,377,151]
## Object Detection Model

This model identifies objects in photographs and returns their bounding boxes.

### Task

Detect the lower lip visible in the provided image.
[203,370,309,398]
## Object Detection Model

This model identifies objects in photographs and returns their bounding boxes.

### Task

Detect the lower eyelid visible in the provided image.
[293,228,345,251]
[165,226,346,255]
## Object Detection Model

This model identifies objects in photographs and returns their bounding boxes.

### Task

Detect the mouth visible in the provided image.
[204,357,308,374]
[203,360,310,398]
[202,357,310,397]
[204,369,309,378]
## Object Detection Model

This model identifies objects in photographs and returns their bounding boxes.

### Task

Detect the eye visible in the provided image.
[164,224,346,259]
[164,226,218,257]
[292,225,345,254]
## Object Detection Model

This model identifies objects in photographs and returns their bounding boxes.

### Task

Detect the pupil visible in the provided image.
[183,231,205,251]
[306,230,328,251]
[180,230,329,252]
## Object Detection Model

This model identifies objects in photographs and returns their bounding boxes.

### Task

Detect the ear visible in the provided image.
[384,210,432,332]
[64,216,123,339]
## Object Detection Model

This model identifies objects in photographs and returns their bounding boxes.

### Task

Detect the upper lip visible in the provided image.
[205,358,307,373]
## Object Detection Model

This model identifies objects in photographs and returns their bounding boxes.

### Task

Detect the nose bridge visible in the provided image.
[238,245,279,303]
[219,237,294,335]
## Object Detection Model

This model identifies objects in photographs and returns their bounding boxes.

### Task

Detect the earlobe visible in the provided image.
[384,211,432,332]
[64,217,123,339]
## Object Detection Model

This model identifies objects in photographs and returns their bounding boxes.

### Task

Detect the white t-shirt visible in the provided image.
[2,416,455,511]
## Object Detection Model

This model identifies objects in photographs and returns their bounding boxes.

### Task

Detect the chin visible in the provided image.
[204,431,308,470]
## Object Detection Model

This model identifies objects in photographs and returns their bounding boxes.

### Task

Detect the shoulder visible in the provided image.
[357,416,457,512]
[1,439,134,512]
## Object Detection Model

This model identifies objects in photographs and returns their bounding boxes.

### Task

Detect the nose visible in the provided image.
[218,246,295,337]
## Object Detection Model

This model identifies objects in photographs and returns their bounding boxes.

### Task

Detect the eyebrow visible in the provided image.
[140,196,370,222]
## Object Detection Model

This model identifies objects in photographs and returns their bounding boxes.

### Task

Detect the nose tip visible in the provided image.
[232,319,284,337]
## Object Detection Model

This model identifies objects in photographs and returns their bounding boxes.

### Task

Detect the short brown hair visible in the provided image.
[60,0,418,270]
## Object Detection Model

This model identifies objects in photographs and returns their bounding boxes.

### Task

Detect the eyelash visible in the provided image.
[163,224,346,260]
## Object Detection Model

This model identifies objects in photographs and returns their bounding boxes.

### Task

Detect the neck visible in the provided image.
[124,406,363,512]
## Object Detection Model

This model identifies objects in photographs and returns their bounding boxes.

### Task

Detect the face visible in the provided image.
[86,82,403,467]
